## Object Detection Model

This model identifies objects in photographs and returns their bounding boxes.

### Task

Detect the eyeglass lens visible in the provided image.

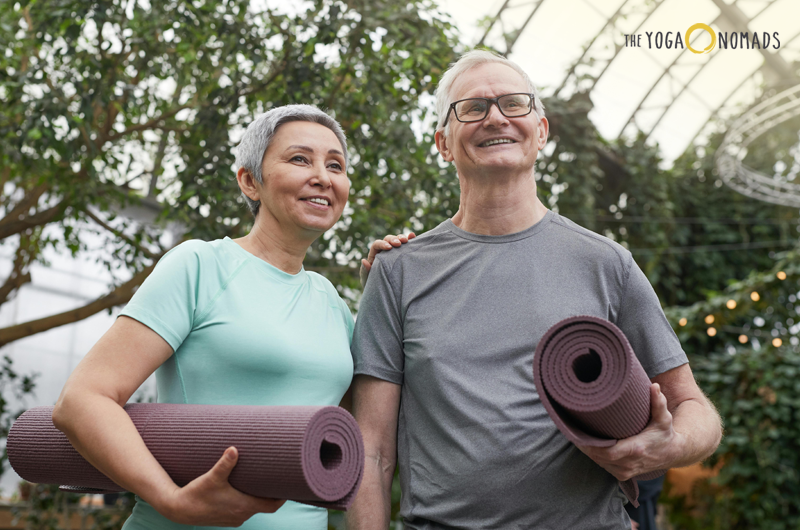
[454,94,532,122]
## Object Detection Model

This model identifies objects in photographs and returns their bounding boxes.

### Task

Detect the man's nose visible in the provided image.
[483,103,508,127]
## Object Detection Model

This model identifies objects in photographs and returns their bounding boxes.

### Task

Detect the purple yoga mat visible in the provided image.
[8,404,363,511]
[533,316,665,507]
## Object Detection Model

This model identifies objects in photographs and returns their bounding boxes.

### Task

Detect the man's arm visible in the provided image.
[578,363,722,480]
[346,375,402,530]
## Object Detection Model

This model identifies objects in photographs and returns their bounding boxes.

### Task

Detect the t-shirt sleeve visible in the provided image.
[119,242,204,352]
[615,257,688,378]
[351,256,404,384]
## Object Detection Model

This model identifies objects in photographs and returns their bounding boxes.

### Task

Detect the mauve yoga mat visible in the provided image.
[533,316,665,507]
[8,404,364,511]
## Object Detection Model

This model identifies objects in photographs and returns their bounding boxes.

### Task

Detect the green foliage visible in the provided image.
[12,484,134,530]
[0,355,36,477]
[0,0,459,329]
[663,251,800,529]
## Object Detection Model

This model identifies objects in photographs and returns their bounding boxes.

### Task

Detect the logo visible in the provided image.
[624,24,780,52]
[685,23,716,54]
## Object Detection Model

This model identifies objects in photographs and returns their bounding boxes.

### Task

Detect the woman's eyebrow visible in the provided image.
[285,145,343,157]
[286,145,314,153]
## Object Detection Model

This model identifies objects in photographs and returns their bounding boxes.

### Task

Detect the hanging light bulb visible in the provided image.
[727,299,737,309]
[777,271,787,280]
[707,327,717,337]
[738,335,748,344]
[751,292,760,302]
[705,315,715,324]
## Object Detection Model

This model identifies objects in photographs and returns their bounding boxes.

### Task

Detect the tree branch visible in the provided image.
[0,241,34,306]
[0,256,164,347]
[83,208,156,259]
[0,200,66,240]
[106,103,193,141]
[0,183,49,232]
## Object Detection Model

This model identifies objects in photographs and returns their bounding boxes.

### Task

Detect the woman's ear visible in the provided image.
[435,130,454,162]
[236,167,261,201]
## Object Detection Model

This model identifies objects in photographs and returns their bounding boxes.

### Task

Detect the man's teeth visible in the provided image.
[481,139,515,147]
[308,198,329,206]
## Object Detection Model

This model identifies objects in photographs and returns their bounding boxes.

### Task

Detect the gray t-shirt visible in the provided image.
[352,211,688,530]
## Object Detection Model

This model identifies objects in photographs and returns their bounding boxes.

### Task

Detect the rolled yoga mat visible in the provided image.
[8,404,364,511]
[533,315,666,507]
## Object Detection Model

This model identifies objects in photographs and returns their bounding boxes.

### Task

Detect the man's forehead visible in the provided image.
[450,63,528,101]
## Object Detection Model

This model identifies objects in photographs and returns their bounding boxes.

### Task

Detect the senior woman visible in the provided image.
[52,104,410,530]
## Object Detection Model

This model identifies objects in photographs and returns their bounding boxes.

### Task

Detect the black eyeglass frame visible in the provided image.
[442,93,536,127]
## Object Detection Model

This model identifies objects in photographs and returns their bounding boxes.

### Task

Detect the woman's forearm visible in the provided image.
[52,393,179,516]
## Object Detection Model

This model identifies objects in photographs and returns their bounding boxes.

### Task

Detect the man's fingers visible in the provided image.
[209,447,238,482]
[383,235,402,247]
[650,383,672,427]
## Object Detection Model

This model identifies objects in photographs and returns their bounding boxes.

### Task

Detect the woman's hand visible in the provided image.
[161,447,285,527]
[360,232,416,287]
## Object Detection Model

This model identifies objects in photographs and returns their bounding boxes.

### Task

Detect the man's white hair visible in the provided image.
[435,49,545,137]
[235,104,348,217]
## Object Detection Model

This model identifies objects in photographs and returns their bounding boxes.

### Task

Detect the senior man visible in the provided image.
[347,50,722,530]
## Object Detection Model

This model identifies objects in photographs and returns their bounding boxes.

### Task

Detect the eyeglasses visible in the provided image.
[442,93,535,127]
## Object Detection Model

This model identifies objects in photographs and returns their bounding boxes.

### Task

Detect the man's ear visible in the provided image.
[537,117,550,150]
[434,129,455,162]
[236,167,261,201]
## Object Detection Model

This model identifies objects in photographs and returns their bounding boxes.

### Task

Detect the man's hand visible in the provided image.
[359,232,416,287]
[160,447,285,526]
[577,383,681,481]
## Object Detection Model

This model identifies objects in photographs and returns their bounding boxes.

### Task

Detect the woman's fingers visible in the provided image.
[209,447,238,483]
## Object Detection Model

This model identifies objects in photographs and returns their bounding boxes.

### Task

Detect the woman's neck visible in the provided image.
[234,216,313,274]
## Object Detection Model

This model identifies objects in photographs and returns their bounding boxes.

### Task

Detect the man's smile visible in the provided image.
[478,138,517,147]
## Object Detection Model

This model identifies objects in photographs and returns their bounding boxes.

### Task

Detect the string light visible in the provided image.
[705,315,715,324]
[679,318,687,326]
[707,327,717,337]
[777,271,787,280]
[739,335,748,344]
[751,292,761,301]
[772,338,782,347]
[727,299,737,309]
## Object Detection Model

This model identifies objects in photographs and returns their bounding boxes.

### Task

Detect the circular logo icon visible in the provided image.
[686,23,716,54]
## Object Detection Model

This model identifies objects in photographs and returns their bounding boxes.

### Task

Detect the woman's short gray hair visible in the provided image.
[435,49,545,137]
[235,104,348,217]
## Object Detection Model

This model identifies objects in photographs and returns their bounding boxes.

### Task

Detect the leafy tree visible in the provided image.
[0,0,458,349]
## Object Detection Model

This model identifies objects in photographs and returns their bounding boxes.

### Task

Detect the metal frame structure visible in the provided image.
[477,0,800,205]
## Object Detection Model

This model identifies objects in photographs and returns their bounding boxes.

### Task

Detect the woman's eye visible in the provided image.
[291,155,309,163]
[328,162,343,171]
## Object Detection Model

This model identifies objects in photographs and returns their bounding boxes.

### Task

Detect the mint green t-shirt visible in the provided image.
[119,237,354,530]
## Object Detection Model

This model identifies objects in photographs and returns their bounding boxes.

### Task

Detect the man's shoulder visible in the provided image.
[549,213,633,270]
[372,221,453,271]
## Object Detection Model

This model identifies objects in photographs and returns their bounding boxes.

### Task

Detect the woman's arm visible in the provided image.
[52,316,284,526]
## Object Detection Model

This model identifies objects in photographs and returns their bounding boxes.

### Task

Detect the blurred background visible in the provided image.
[0,0,798,528]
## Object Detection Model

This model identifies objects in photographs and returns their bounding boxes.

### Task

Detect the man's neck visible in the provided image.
[451,170,548,236]
[234,215,313,274]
